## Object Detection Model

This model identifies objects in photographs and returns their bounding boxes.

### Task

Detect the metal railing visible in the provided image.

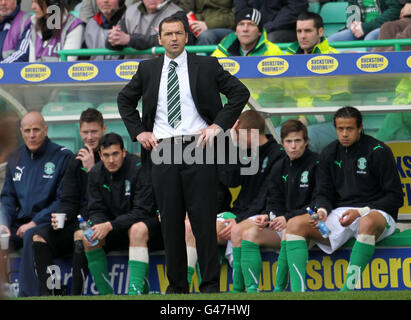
[58,39,411,61]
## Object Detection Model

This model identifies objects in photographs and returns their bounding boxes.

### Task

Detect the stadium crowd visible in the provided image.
[0,0,407,297]
[0,0,408,63]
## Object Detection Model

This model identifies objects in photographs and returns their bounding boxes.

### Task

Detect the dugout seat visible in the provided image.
[361,92,396,137]
[320,2,349,38]
[41,102,95,152]
[343,229,411,248]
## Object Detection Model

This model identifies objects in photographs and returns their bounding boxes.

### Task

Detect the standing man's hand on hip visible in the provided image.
[197,124,222,148]
[137,132,158,150]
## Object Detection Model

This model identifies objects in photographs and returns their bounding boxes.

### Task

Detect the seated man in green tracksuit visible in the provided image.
[285,106,403,292]
[83,133,163,295]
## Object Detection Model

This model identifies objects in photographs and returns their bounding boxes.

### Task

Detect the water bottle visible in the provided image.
[307,207,330,238]
[77,215,99,246]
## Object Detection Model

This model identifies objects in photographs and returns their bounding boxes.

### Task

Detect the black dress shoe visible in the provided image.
[199,286,220,294]
[165,286,189,294]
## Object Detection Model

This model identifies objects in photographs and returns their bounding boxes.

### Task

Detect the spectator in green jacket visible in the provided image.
[328,0,402,42]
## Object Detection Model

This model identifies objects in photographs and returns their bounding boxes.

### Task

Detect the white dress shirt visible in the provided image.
[153,50,208,139]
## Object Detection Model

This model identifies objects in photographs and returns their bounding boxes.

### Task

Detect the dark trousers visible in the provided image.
[9,220,49,297]
[267,29,297,43]
[151,140,220,293]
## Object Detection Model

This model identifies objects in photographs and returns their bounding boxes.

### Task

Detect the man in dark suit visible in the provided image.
[117,15,250,294]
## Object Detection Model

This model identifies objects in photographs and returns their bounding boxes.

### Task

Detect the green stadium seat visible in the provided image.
[361,92,396,138]
[41,102,95,117]
[41,102,95,152]
[97,102,141,155]
[47,124,78,152]
[362,113,386,138]
[343,229,411,248]
[320,2,349,37]
[362,92,396,106]
[308,2,321,14]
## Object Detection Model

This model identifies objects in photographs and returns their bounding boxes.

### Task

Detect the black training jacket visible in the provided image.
[58,149,100,224]
[315,134,403,220]
[87,153,156,230]
[266,148,320,221]
[219,136,285,222]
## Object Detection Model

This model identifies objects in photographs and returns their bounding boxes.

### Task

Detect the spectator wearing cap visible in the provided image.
[212,7,282,57]
[2,0,85,62]
[84,0,127,60]
[0,0,31,62]
[234,0,308,43]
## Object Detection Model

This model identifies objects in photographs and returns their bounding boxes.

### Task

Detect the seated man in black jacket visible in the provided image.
[32,108,106,295]
[218,110,284,293]
[241,119,319,293]
[285,106,403,292]
[83,133,162,295]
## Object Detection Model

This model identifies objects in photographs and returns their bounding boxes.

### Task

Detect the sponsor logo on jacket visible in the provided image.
[43,162,55,179]
[12,166,25,182]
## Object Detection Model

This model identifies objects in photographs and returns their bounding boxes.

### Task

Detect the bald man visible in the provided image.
[0,111,73,297]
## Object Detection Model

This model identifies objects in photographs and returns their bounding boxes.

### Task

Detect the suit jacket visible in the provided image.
[117,52,250,150]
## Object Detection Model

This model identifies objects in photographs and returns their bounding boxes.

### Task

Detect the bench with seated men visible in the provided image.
[5,228,411,295]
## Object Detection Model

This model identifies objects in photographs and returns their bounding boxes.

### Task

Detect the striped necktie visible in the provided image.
[167,60,181,128]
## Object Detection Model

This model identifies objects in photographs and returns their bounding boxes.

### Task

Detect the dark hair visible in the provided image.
[280,119,308,142]
[35,0,68,41]
[238,110,265,132]
[297,11,324,30]
[158,14,187,36]
[333,106,363,128]
[79,108,104,128]
[98,132,124,151]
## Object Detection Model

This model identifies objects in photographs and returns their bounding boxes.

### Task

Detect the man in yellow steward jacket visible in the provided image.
[285,11,338,55]
[212,8,283,57]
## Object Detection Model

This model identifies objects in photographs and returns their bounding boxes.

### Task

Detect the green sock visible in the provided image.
[128,260,149,295]
[232,246,245,292]
[85,248,113,295]
[196,262,202,285]
[274,241,289,292]
[341,240,375,291]
[286,239,308,292]
[187,266,195,288]
[240,240,261,293]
